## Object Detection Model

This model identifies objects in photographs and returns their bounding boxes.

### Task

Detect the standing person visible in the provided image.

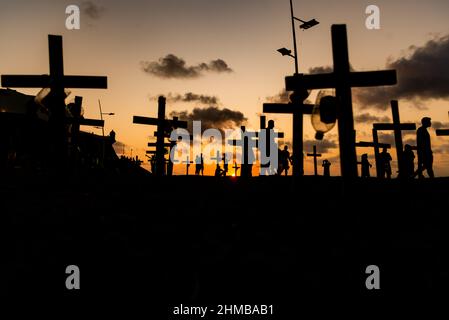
[194,155,201,175]
[416,117,434,178]
[359,154,372,178]
[403,144,415,179]
[278,145,292,176]
[200,153,204,176]
[221,153,229,177]
[379,147,393,179]
[322,159,331,177]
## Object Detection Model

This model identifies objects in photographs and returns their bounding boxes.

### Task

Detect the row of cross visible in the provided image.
[2,26,449,177]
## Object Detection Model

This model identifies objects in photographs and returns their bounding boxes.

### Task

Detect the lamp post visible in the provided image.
[98,100,115,167]
[279,0,319,74]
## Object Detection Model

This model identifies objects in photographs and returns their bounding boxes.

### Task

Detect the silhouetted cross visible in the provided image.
[183,155,193,175]
[356,129,391,178]
[228,126,257,177]
[436,112,449,137]
[133,96,187,176]
[373,100,416,177]
[263,97,313,176]
[285,24,397,178]
[306,145,322,176]
[1,35,108,159]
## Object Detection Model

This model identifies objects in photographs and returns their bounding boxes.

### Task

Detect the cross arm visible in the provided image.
[436,129,449,136]
[373,123,416,130]
[1,75,107,89]
[285,70,397,91]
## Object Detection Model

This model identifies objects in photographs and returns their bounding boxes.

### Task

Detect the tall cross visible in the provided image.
[133,96,187,176]
[306,145,322,176]
[355,129,391,178]
[285,24,397,178]
[373,100,416,177]
[436,112,449,137]
[1,35,108,161]
[263,98,313,176]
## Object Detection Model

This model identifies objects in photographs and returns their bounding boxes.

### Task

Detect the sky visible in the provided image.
[1,0,449,176]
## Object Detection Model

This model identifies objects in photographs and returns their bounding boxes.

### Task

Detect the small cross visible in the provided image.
[306,145,322,176]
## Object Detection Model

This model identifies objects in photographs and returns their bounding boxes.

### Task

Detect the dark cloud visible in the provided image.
[431,121,449,130]
[266,89,291,104]
[156,92,219,105]
[309,66,333,74]
[354,112,391,124]
[170,106,246,133]
[303,139,338,154]
[81,1,105,19]
[356,35,449,109]
[141,54,233,79]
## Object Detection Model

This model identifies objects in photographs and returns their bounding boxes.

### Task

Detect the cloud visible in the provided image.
[354,112,391,124]
[356,34,449,109]
[151,92,219,105]
[431,121,449,130]
[309,66,333,74]
[303,139,338,154]
[81,1,105,19]
[141,54,233,79]
[265,89,291,104]
[169,106,247,133]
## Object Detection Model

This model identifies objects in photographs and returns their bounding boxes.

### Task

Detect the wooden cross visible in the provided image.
[1,35,108,161]
[373,100,416,177]
[355,129,391,178]
[306,145,322,176]
[67,96,104,147]
[263,98,313,176]
[133,96,187,176]
[228,126,257,177]
[183,155,193,175]
[284,25,397,178]
[233,162,240,176]
[436,112,449,137]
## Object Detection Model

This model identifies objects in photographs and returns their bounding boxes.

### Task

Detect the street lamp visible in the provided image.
[278,0,319,74]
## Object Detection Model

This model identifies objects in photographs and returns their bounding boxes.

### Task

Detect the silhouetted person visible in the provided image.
[200,153,204,176]
[109,130,116,143]
[359,154,372,178]
[278,146,292,176]
[214,164,223,177]
[195,155,201,175]
[322,159,331,177]
[403,144,415,179]
[379,147,392,179]
[416,117,434,178]
[221,153,228,177]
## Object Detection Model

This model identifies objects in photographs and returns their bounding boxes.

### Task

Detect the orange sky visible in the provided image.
[1,0,449,176]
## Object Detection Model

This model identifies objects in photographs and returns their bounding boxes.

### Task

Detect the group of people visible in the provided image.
[359,117,435,179]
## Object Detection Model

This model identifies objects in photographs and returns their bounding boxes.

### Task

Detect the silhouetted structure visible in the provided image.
[228,126,256,178]
[133,96,187,176]
[1,35,107,166]
[307,145,322,176]
[284,25,397,178]
[416,117,434,178]
[373,100,416,178]
[355,134,391,178]
[263,96,312,176]
[258,116,284,175]
[436,112,449,137]
[322,159,331,177]
[183,155,193,175]
[233,162,240,176]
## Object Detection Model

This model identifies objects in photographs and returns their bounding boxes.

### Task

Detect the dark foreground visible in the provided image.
[2,170,448,314]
